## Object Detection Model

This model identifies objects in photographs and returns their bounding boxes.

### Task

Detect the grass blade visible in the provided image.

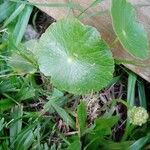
[10,105,23,144]
[137,80,147,108]
[129,134,150,150]
[77,101,87,137]
[0,1,16,23]
[3,3,25,28]
[13,5,33,45]
[127,72,137,106]
[0,118,5,132]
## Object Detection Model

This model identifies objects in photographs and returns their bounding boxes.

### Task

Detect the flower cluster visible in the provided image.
[128,106,149,126]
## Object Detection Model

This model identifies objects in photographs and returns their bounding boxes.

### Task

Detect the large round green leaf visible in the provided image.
[111,0,149,59]
[35,18,114,95]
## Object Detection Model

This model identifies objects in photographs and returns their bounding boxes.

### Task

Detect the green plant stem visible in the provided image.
[9,0,84,12]
[77,0,102,18]
[101,99,129,112]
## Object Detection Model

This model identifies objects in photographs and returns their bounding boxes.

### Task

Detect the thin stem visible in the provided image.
[9,0,84,12]
[77,0,102,18]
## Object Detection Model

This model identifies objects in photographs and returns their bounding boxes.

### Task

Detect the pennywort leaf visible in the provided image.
[111,0,149,59]
[35,18,114,95]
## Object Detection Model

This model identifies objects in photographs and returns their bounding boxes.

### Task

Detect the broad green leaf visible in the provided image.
[77,101,87,137]
[36,18,114,95]
[111,0,149,59]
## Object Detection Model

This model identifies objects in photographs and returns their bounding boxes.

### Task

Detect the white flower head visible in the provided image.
[128,106,149,126]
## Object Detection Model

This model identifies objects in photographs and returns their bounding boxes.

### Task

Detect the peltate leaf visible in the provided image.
[36,18,114,95]
[111,0,149,59]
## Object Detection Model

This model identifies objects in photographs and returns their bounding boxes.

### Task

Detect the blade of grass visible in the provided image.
[10,121,37,149]
[137,80,147,108]
[129,134,150,150]
[106,75,121,88]
[77,0,103,18]
[13,5,33,45]
[79,10,108,20]
[0,1,16,23]
[14,128,36,150]
[122,72,137,141]
[77,101,87,137]
[0,118,5,132]
[2,3,25,28]
[127,72,137,106]
[10,105,23,145]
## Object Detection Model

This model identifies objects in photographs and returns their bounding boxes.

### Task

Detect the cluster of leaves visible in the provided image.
[0,0,150,149]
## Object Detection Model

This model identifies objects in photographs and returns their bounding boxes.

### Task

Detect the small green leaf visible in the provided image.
[77,101,87,137]
[36,18,114,95]
[43,97,75,129]
[51,103,75,129]
[111,0,149,59]
[94,116,119,135]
